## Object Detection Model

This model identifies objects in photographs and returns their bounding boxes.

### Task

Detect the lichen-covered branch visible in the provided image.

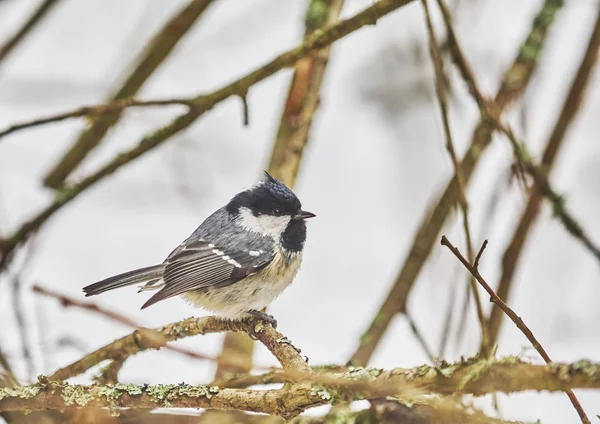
[0,0,415,271]
[50,316,306,381]
[440,236,591,424]
[2,359,600,416]
[350,0,564,368]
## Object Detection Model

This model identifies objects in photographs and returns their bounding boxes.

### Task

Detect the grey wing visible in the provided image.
[141,238,274,309]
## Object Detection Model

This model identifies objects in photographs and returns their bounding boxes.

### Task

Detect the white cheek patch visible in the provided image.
[236,207,291,239]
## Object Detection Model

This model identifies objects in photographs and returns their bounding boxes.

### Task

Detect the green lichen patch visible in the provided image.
[61,384,93,407]
[277,336,292,345]
[145,384,175,406]
[570,360,599,379]
[172,384,219,400]
[346,367,382,381]
[458,359,492,391]
[311,386,332,402]
[0,385,41,402]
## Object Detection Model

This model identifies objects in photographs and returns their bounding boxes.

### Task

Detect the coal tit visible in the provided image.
[83,171,315,327]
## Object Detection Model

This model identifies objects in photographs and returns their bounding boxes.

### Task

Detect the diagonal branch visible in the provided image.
[440,236,591,424]
[0,0,63,65]
[350,0,564,367]
[486,3,600,344]
[0,0,415,271]
[42,0,216,188]
[421,0,488,354]
[215,0,345,382]
[436,0,600,274]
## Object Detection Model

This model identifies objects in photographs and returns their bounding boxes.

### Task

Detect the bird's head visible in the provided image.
[227,172,315,243]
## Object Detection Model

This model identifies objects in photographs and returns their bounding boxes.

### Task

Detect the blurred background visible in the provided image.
[0,0,599,422]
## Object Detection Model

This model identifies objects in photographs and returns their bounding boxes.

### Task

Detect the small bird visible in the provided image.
[83,172,315,327]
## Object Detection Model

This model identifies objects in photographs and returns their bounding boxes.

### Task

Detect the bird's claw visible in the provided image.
[247,310,278,329]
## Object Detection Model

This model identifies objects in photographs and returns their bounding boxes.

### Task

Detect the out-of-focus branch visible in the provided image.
[2,358,600,415]
[487,4,600,344]
[42,0,216,188]
[436,0,600,275]
[350,0,564,367]
[0,0,415,272]
[440,236,591,424]
[0,0,62,65]
[32,284,239,370]
[0,98,191,140]
[215,0,345,382]
[421,0,487,354]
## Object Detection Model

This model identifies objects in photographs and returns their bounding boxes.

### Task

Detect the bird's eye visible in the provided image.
[273,208,283,216]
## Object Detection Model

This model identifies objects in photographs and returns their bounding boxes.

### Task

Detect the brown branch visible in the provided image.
[0,0,415,271]
[421,0,488,354]
[49,316,306,381]
[215,0,346,382]
[440,236,591,424]
[0,98,191,140]
[2,359,600,416]
[488,4,600,344]
[436,0,600,272]
[350,0,564,367]
[0,0,63,65]
[42,0,216,188]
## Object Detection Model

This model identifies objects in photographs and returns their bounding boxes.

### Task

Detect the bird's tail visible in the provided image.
[83,265,164,296]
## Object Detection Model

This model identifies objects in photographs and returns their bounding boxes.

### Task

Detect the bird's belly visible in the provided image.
[182,251,302,320]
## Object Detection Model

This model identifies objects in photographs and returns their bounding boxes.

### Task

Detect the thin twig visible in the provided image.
[214,0,346,380]
[0,98,191,140]
[436,0,600,268]
[0,0,415,271]
[350,0,563,367]
[440,236,591,424]
[42,0,216,188]
[421,0,488,354]
[486,3,600,344]
[0,0,62,65]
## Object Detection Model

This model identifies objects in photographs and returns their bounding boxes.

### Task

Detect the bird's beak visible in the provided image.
[294,210,316,220]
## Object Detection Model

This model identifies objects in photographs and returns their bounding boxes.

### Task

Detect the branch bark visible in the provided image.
[2,359,600,416]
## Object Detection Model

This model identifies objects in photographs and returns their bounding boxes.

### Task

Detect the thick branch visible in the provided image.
[350,0,564,367]
[0,0,415,270]
[2,360,600,416]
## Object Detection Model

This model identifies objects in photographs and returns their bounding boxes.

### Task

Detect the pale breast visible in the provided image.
[182,246,303,319]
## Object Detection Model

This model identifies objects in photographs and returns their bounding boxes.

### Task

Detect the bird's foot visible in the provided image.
[247,310,278,329]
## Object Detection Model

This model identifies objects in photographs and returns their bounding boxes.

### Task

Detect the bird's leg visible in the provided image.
[247,310,278,329]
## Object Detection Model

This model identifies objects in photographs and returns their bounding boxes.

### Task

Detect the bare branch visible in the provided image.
[350,0,564,367]
[440,236,590,424]
[42,0,216,188]
[0,0,63,65]
[421,0,488,354]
